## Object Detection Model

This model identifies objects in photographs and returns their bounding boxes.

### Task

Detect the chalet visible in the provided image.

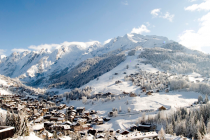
[108,111,113,117]
[83,111,90,116]
[129,92,137,97]
[73,123,89,131]
[34,117,43,123]
[49,106,59,111]
[67,106,74,111]
[50,117,59,122]
[77,119,87,125]
[97,118,104,125]
[49,125,71,131]
[95,93,102,98]
[59,104,66,110]
[142,89,146,92]
[81,114,91,121]
[109,129,114,135]
[103,117,111,122]
[88,129,97,135]
[0,126,15,140]
[76,107,85,114]
[96,134,105,139]
[40,130,53,139]
[42,108,48,113]
[62,121,72,126]
[92,118,104,125]
[137,123,152,132]
[44,122,54,130]
[121,130,129,135]
[115,80,122,84]
[69,115,75,122]
[123,91,129,95]
[102,92,112,97]
[97,129,104,133]
[159,106,166,111]
[146,91,152,96]
[44,115,52,120]
[90,110,97,115]
[129,124,138,131]
[33,125,44,133]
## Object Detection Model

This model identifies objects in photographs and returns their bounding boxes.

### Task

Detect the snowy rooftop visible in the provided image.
[0,126,15,133]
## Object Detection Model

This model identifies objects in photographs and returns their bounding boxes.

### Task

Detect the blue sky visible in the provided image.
[0,0,210,56]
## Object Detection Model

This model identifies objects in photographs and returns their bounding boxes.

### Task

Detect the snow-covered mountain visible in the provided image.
[0,33,207,89]
[0,41,102,86]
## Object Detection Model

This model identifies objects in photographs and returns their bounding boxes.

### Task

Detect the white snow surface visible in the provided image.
[0,78,12,95]
[0,79,7,86]
[188,72,204,83]
[0,88,12,95]
[9,132,43,140]
[163,134,190,140]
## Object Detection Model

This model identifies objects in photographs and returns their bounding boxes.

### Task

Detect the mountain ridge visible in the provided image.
[0,33,205,89]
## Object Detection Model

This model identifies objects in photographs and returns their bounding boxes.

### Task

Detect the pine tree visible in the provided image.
[181,122,186,136]
[200,121,207,136]
[168,123,174,135]
[20,117,30,136]
[171,115,176,131]
[6,110,10,126]
[198,95,203,103]
[158,127,165,140]
[127,107,131,113]
[125,100,129,105]
[53,131,57,138]
[197,129,202,140]
[0,113,3,125]
[25,123,29,136]
[165,121,169,134]
[15,113,21,134]
[207,120,210,134]
[119,106,122,112]
[204,94,209,104]
[10,111,15,127]
[65,109,68,121]
[191,123,197,139]
[45,132,49,140]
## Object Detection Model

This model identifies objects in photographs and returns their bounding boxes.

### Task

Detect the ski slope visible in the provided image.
[82,49,160,95]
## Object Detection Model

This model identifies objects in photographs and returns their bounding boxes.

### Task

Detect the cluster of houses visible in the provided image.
[0,92,161,140]
[124,70,171,94]
[0,94,112,139]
